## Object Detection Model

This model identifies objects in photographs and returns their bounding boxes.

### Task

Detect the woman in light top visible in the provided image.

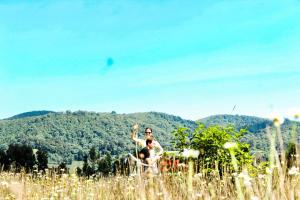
[131,125,164,158]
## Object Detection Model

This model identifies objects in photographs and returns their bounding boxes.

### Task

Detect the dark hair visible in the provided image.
[146,138,153,146]
[144,127,152,133]
[139,147,150,159]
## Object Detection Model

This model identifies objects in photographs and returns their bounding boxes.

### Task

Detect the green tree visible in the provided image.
[98,153,112,176]
[36,149,48,171]
[172,123,253,172]
[6,144,36,172]
[286,142,300,168]
[0,149,9,171]
[82,161,94,177]
[89,146,99,162]
[58,162,68,174]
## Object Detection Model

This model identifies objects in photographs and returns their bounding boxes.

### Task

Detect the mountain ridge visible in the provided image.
[6,110,56,120]
[1,111,299,163]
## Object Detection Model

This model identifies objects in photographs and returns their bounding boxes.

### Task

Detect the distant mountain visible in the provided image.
[0,111,196,163]
[199,114,300,158]
[6,111,55,120]
[198,114,273,133]
[0,111,298,163]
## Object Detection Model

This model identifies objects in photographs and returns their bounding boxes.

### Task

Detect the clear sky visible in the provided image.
[1,0,300,120]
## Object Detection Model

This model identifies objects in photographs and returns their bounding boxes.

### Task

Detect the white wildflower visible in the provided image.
[182,149,199,158]
[232,172,238,177]
[266,167,272,174]
[194,173,203,178]
[239,170,252,187]
[269,113,284,127]
[258,174,265,179]
[244,179,252,187]
[288,166,299,175]
[196,193,203,197]
[223,142,237,149]
[0,181,8,188]
[251,196,259,200]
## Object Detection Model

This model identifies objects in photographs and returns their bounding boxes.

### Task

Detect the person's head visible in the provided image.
[146,138,154,149]
[144,127,153,137]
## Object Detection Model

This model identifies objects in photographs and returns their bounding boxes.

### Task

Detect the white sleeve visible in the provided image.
[154,141,163,155]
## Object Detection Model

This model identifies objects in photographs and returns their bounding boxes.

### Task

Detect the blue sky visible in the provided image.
[1,0,300,120]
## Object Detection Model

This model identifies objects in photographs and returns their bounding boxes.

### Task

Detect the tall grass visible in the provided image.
[1,164,299,199]
[1,121,300,199]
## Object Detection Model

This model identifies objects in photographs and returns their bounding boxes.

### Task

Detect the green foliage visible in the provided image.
[81,147,113,177]
[89,146,99,162]
[173,123,253,171]
[171,127,191,150]
[98,153,112,176]
[36,149,48,171]
[0,111,196,163]
[7,111,55,120]
[199,114,272,132]
[58,162,68,174]
[1,112,299,165]
[286,142,300,168]
[82,161,94,177]
[6,144,36,172]
[0,149,9,170]
[199,115,300,160]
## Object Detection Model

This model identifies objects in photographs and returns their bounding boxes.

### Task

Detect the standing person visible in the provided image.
[131,124,163,173]
[138,138,160,170]
[131,124,164,157]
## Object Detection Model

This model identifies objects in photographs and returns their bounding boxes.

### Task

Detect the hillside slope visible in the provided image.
[1,112,299,163]
[0,111,196,163]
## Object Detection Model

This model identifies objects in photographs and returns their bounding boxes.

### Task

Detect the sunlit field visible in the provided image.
[1,117,300,200]
[0,166,300,200]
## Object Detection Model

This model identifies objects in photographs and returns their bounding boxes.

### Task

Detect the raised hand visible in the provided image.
[131,123,139,139]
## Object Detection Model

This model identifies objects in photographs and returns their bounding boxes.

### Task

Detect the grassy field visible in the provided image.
[1,119,300,199]
[0,165,299,200]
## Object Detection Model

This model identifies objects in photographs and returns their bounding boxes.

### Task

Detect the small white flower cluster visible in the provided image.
[0,181,9,188]
[238,170,252,187]
[223,142,237,149]
[269,113,284,127]
[251,196,259,200]
[265,167,273,174]
[182,149,200,158]
[258,174,265,179]
[194,173,203,178]
[288,166,299,176]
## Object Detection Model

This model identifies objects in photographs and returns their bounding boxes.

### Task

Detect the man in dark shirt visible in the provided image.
[138,138,153,165]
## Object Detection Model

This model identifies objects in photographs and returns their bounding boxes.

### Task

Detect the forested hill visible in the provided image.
[0,111,196,163]
[199,114,273,133]
[1,112,299,163]
[199,114,300,158]
[6,110,55,120]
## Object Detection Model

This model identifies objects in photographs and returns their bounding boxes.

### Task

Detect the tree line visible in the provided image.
[1,122,298,177]
[0,144,48,172]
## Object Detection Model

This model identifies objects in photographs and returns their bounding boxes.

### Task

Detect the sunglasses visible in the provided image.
[145,132,152,134]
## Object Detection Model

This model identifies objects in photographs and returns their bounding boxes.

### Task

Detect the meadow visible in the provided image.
[0,164,299,200]
[1,117,300,200]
